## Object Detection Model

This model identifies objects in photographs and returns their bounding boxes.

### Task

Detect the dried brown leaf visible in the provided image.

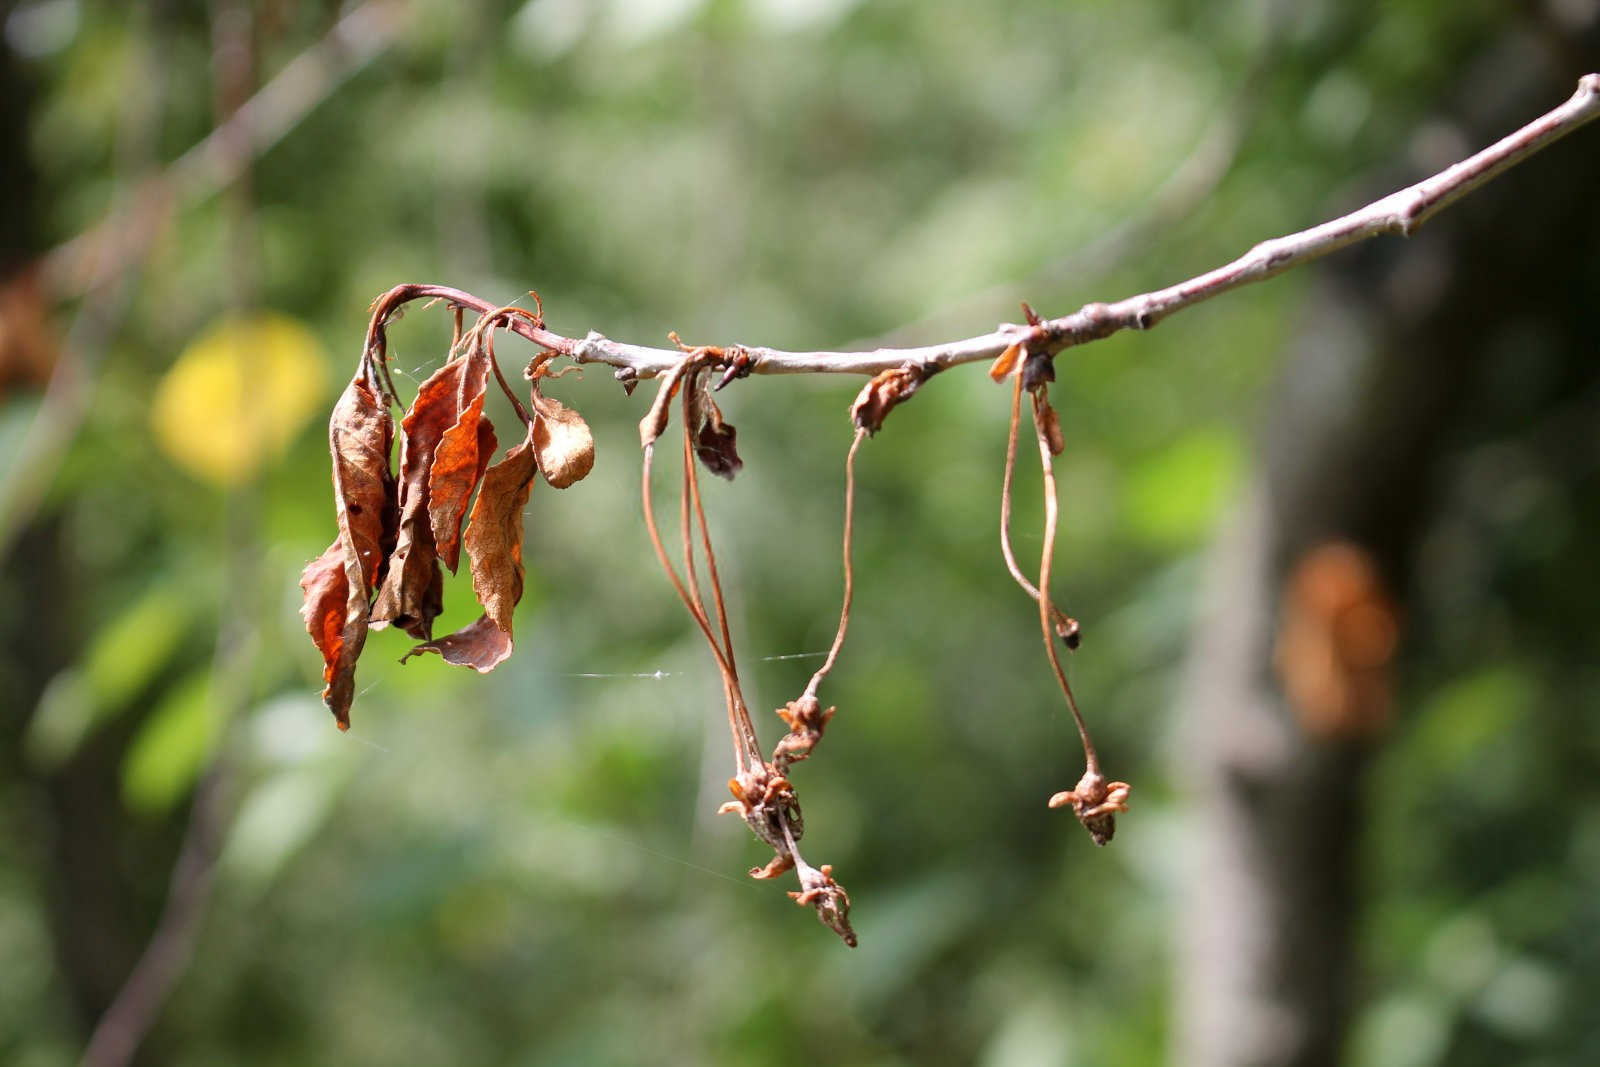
[401,614,513,673]
[299,540,362,728]
[531,390,594,489]
[428,349,494,571]
[637,358,696,448]
[464,431,538,633]
[371,359,462,639]
[693,397,742,479]
[329,371,396,595]
[850,365,922,435]
[301,370,397,728]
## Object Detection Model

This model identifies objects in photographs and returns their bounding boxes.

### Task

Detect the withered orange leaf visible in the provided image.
[464,431,538,633]
[428,348,494,570]
[988,342,1023,382]
[531,390,594,489]
[371,359,462,640]
[299,540,360,730]
[400,614,513,673]
[306,369,396,728]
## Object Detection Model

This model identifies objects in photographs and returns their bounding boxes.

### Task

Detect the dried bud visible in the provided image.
[1020,352,1056,393]
[773,696,835,768]
[1048,769,1131,846]
[789,863,857,947]
[1056,615,1082,650]
[850,365,923,435]
[1032,391,1066,456]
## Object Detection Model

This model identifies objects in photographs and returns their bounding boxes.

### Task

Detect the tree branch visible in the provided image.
[41,0,407,297]
[369,74,1599,386]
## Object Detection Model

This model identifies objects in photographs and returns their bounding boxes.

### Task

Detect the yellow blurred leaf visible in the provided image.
[152,312,328,486]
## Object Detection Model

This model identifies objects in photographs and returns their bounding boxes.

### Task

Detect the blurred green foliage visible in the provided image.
[1,1,1596,1065]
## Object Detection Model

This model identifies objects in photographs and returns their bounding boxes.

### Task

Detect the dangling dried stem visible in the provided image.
[1031,394,1096,774]
[641,440,758,772]
[635,352,856,945]
[1025,378,1131,845]
[802,428,866,704]
[461,304,539,429]
[639,445,736,684]
[679,376,762,766]
[681,375,737,676]
[1000,366,1080,647]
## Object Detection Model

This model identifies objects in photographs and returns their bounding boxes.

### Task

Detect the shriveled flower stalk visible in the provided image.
[639,350,857,945]
[996,346,1129,844]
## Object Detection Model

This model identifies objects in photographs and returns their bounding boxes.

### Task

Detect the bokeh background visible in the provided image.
[2,1,1598,1065]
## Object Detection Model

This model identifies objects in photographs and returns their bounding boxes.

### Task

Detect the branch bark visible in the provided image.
[368,75,1600,386]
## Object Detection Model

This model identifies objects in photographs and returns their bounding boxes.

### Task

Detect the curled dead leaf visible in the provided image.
[531,390,594,489]
[302,370,397,728]
[638,357,697,448]
[464,431,538,633]
[371,359,464,640]
[850,365,922,435]
[691,385,742,479]
[428,347,494,571]
[329,371,397,596]
[299,540,363,729]
[401,614,514,673]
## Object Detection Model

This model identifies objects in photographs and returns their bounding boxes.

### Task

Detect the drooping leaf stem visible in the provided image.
[999,367,1080,646]
[801,427,867,704]
[679,373,763,768]
[640,439,757,769]
[1028,381,1099,778]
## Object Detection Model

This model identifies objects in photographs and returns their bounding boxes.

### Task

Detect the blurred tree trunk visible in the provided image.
[0,6,175,1047]
[1172,29,1600,1067]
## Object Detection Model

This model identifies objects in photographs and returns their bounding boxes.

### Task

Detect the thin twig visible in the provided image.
[359,75,1600,384]
[80,763,229,1067]
[42,0,408,296]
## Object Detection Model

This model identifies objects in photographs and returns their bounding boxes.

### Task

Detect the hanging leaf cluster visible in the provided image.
[299,302,592,728]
